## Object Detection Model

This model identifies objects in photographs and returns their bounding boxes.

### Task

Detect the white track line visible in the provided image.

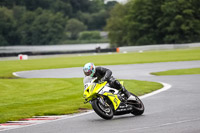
[12,72,19,77]
[139,82,171,99]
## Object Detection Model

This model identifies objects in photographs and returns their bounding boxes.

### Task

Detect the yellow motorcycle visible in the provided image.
[83,77,144,120]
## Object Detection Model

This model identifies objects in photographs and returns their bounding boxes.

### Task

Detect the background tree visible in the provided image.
[88,9,109,30]
[17,9,67,45]
[79,31,101,40]
[125,0,164,45]
[50,0,72,17]
[158,0,200,43]
[88,0,105,13]
[105,3,128,47]
[0,7,20,45]
[69,0,91,14]
[66,19,87,40]
[105,1,118,11]
[0,0,118,45]
[106,0,200,46]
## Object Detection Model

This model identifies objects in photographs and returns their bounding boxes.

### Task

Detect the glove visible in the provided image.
[99,77,106,84]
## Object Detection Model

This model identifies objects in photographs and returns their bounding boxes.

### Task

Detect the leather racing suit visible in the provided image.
[91,66,131,97]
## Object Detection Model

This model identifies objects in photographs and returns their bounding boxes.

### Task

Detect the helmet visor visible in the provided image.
[84,71,92,76]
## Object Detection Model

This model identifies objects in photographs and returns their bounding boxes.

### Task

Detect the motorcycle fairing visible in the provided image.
[114,102,133,115]
[102,92,121,110]
[83,81,107,101]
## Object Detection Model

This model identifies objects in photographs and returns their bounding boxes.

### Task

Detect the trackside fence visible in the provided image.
[118,43,200,53]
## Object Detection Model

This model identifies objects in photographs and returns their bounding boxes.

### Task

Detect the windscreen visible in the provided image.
[83,76,93,85]
[83,76,94,91]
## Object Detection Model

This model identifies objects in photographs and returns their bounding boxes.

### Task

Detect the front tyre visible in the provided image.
[91,99,113,120]
[130,93,145,116]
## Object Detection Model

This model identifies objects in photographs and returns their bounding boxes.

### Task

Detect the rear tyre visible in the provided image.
[91,98,113,120]
[129,93,145,116]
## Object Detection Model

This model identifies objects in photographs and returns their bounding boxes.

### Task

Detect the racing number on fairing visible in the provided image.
[114,98,118,107]
[105,93,120,110]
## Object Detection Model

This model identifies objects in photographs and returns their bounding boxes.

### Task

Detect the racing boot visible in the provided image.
[121,87,136,101]
[113,79,136,101]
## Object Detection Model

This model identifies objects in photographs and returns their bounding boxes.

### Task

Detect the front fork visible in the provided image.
[97,95,110,108]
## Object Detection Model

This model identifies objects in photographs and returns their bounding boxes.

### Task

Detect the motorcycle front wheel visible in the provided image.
[91,98,113,120]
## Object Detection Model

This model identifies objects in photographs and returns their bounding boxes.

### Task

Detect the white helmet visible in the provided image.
[83,63,96,77]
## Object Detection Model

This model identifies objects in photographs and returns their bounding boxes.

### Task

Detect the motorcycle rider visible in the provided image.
[83,63,135,101]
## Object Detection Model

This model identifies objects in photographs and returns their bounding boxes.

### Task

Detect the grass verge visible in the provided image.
[151,68,200,76]
[0,78,162,123]
[0,48,200,123]
[0,48,200,78]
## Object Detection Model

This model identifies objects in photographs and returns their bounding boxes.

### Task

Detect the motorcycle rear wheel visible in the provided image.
[129,93,145,116]
[91,98,113,120]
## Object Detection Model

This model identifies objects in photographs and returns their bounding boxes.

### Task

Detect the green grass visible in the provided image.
[1,48,200,78]
[0,78,162,123]
[151,68,200,76]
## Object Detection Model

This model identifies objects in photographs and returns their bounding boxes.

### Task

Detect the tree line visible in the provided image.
[106,0,200,47]
[0,0,117,46]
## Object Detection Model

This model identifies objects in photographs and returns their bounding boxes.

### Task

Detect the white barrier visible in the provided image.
[119,43,200,53]
[18,54,28,60]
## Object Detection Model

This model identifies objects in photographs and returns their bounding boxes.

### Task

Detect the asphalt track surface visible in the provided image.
[4,61,200,133]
